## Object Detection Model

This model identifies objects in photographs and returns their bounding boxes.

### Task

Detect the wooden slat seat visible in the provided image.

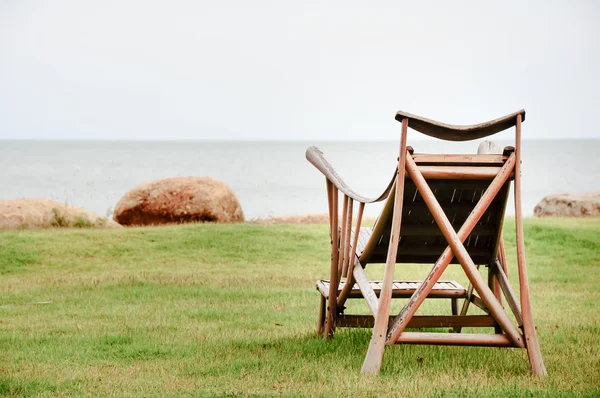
[316,279,467,300]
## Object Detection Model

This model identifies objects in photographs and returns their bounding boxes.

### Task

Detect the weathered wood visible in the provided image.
[395,332,515,347]
[343,198,353,277]
[487,263,501,303]
[412,153,508,166]
[318,295,326,336]
[324,179,333,337]
[499,238,508,276]
[514,114,547,376]
[460,275,476,315]
[479,140,511,282]
[338,196,348,280]
[487,262,503,312]
[340,227,371,262]
[337,315,497,329]
[495,237,511,333]
[456,143,501,333]
[386,154,517,343]
[349,203,364,270]
[402,155,524,348]
[490,209,511,292]
[337,202,365,308]
[491,263,503,307]
[352,261,379,316]
[324,185,339,338]
[488,263,503,334]
[470,295,490,314]
[493,260,523,327]
[361,118,408,374]
[326,178,333,233]
[317,279,467,300]
[395,109,526,141]
[416,165,508,180]
[306,146,396,203]
[340,197,353,278]
[336,276,354,310]
[307,109,546,377]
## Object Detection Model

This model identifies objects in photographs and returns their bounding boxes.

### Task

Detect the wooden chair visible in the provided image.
[305,109,547,376]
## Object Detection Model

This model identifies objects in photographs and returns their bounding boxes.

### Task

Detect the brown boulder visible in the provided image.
[0,198,121,229]
[113,177,244,226]
[534,192,600,217]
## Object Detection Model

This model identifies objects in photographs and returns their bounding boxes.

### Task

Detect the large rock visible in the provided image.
[0,198,121,229]
[534,193,600,217]
[113,177,244,226]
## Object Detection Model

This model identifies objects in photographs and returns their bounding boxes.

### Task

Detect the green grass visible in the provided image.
[0,218,599,397]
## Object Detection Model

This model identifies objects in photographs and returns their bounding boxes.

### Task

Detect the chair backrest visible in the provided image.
[361,147,514,266]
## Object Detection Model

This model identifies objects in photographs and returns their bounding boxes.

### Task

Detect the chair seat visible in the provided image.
[316,279,467,299]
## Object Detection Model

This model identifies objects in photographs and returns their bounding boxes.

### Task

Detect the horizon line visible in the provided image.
[1,137,599,143]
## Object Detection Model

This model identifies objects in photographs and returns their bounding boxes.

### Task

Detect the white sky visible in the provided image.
[1,1,599,140]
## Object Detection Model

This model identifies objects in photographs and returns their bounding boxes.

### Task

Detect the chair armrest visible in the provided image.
[305,146,395,204]
[395,109,525,142]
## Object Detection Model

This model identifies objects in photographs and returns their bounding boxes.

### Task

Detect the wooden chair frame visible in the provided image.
[306,110,547,376]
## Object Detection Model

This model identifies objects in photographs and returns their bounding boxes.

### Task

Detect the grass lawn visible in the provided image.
[0,217,599,397]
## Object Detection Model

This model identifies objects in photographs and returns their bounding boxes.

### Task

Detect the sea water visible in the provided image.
[1,139,599,219]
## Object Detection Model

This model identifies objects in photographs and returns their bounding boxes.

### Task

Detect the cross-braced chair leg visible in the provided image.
[361,118,409,374]
[514,114,547,376]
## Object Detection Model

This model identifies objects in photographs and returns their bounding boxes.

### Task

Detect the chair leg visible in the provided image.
[324,182,339,339]
[361,275,394,373]
[318,295,326,336]
[361,118,409,374]
[323,296,337,338]
[514,114,547,376]
[520,291,546,375]
[515,215,546,375]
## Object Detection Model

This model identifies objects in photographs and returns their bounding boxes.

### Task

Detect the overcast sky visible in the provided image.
[1,1,599,140]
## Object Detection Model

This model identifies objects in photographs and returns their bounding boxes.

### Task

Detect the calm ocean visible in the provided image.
[1,139,599,219]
